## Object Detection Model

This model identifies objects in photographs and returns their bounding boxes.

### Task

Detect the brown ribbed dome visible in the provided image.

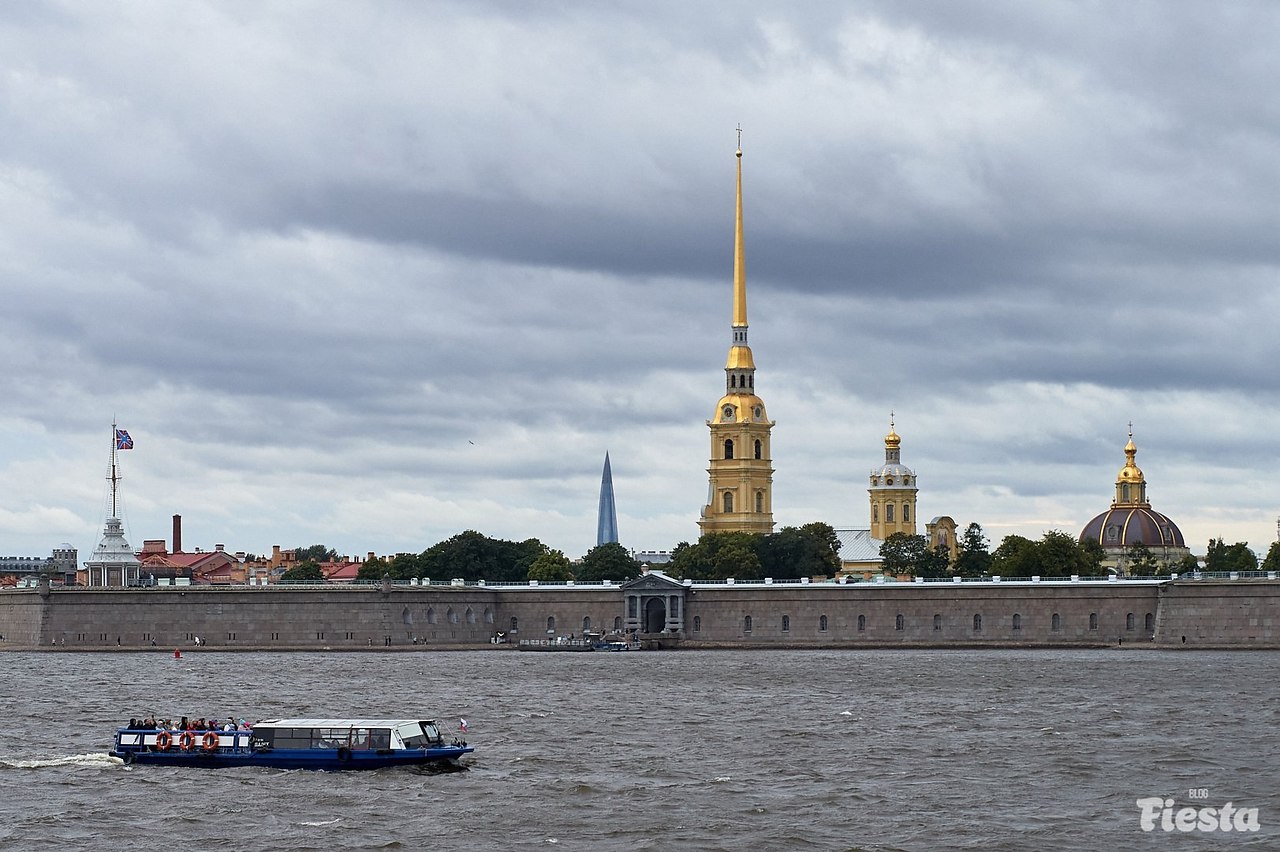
[1079,507,1185,549]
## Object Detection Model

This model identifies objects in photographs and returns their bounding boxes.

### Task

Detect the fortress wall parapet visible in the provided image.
[2,580,1278,650]
[683,583,1160,645]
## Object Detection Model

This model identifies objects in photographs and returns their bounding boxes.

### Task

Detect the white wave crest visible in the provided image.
[298,817,342,827]
[1,753,122,770]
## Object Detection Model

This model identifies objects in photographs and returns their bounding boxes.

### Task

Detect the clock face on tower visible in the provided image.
[722,404,735,420]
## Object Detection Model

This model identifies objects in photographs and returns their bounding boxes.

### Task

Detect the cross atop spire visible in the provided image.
[736,123,743,155]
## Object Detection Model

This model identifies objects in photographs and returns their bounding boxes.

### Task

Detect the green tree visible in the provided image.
[713,539,763,581]
[1036,530,1090,578]
[526,549,573,582]
[387,552,423,580]
[953,523,992,577]
[1124,542,1158,576]
[670,533,762,581]
[576,542,640,583]
[279,560,323,583]
[757,522,841,579]
[293,544,337,563]
[419,531,548,582]
[1174,553,1201,575]
[1261,541,1280,573]
[1079,538,1107,576]
[797,521,842,577]
[989,535,1038,577]
[668,540,706,580]
[356,555,389,581]
[917,543,951,579]
[1205,538,1259,573]
[879,532,927,576]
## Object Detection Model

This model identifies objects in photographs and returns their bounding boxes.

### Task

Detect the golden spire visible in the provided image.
[733,124,747,329]
[724,126,755,373]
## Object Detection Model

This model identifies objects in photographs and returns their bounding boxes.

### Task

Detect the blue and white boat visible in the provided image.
[110,719,473,770]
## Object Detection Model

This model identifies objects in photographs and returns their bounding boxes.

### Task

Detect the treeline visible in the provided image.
[668,523,842,581]
[881,525,1136,578]
[276,523,1280,584]
[278,531,642,584]
[882,525,1280,578]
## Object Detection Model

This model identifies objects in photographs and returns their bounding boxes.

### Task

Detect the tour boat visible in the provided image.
[110,718,473,770]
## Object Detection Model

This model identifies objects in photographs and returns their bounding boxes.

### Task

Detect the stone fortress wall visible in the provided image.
[2,579,1278,650]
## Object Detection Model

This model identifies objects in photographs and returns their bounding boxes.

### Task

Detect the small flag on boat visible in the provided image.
[115,428,134,450]
[459,718,469,733]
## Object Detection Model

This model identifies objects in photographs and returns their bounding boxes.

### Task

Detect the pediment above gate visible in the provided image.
[620,570,684,592]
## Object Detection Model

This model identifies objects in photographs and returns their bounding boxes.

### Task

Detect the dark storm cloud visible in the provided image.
[2,2,1279,558]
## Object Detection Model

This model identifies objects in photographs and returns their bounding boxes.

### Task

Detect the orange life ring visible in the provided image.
[201,731,220,752]
[178,731,196,752]
[155,731,172,751]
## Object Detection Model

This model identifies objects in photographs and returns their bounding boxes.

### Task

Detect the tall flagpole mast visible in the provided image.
[110,419,119,519]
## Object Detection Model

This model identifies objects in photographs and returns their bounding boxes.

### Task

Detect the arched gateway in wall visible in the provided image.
[621,571,686,636]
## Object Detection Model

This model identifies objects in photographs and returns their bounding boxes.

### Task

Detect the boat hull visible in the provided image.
[111,746,471,770]
[110,728,472,770]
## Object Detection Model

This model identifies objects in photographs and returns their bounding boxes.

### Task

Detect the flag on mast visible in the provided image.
[115,428,134,450]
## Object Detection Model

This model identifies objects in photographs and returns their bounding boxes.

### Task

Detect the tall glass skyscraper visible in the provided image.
[597,452,619,546]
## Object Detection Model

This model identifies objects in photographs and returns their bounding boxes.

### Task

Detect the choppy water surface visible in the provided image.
[0,649,1276,850]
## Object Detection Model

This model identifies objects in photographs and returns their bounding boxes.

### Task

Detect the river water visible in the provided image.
[0,648,1274,850]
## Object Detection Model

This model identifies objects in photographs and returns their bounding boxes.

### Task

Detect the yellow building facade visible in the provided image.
[699,142,775,536]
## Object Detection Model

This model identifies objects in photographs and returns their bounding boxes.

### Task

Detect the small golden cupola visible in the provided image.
[1113,426,1148,507]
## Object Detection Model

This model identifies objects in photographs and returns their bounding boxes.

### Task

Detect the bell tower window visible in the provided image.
[724,439,734,459]
[723,491,734,513]
[754,440,762,459]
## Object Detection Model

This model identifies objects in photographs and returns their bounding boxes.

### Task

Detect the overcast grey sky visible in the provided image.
[3,1,1279,562]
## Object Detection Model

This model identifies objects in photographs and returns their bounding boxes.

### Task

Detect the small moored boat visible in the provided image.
[111,718,473,770]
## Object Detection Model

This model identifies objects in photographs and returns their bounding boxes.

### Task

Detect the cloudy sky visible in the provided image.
[3,1,1279,563]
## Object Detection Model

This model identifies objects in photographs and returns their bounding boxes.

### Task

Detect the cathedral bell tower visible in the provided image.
[699,134,775,536]
[869,415,918,541]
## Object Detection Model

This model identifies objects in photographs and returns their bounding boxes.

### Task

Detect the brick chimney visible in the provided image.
[172,514,182,554]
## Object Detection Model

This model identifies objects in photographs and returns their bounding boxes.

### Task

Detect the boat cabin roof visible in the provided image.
[254,718,436,729]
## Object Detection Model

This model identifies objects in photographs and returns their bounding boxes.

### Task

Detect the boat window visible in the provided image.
[398,721,442,749]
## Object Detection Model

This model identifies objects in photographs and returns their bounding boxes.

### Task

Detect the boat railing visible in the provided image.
[116,727,254,752]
